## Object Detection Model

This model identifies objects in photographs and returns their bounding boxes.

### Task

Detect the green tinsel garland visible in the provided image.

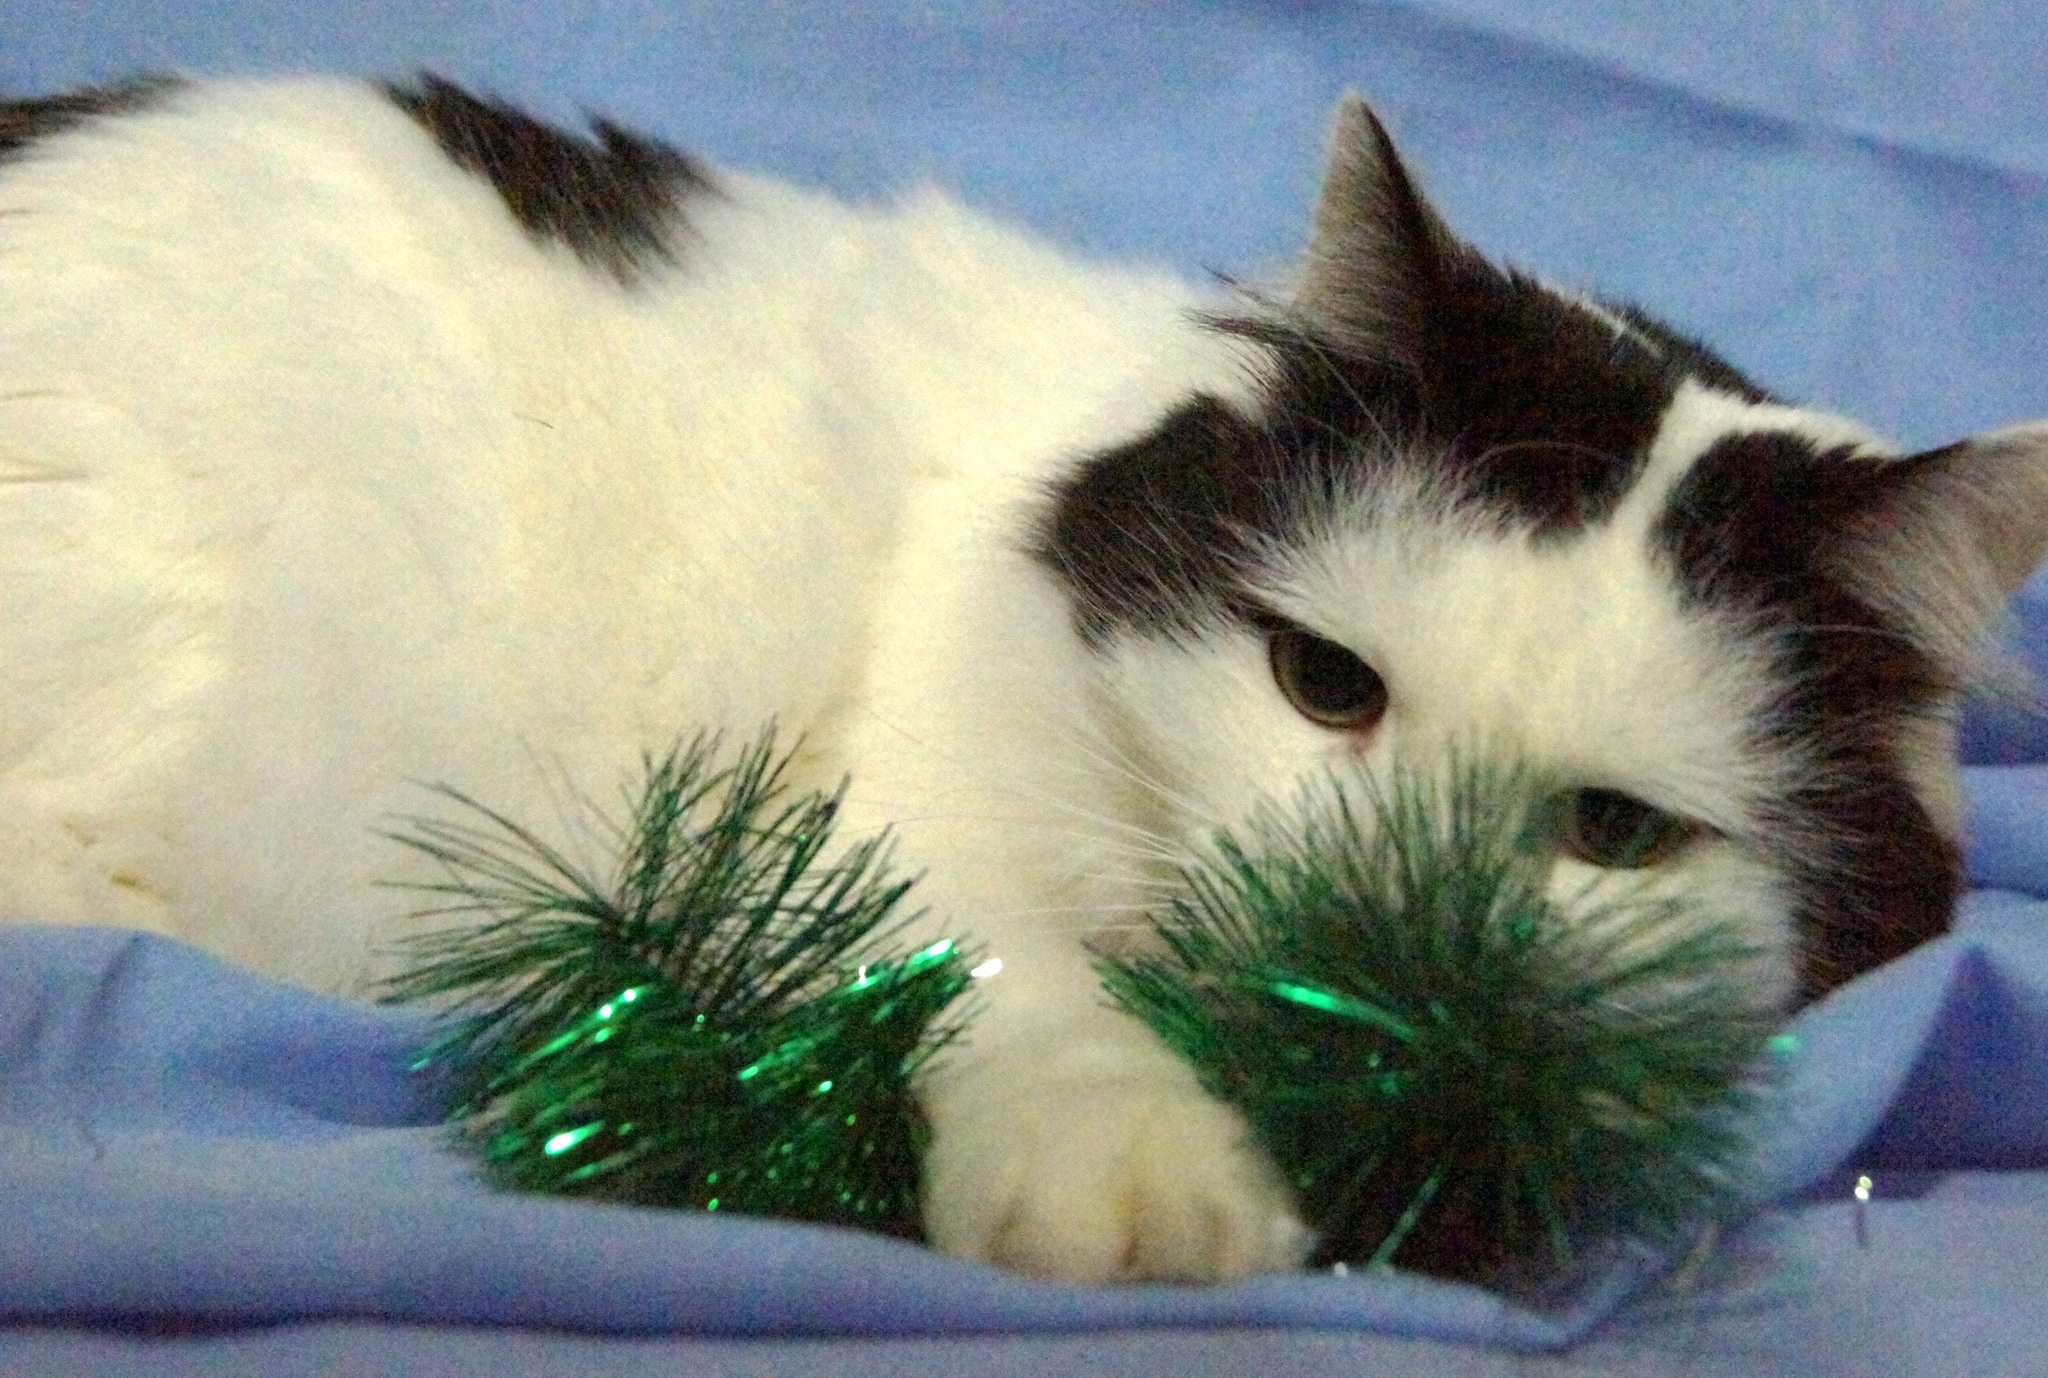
[383,731,1781,1285]
[1098,761,1785,1284]
[380,729,973,1238]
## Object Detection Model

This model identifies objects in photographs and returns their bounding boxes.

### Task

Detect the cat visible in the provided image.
[3,73,2044,1285]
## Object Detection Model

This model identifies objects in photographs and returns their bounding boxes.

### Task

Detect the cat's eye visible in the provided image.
[1554,788,1699,869]
[1269,628,1388,731]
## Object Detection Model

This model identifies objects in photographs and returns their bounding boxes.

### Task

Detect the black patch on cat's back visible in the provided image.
[1656,432,1959,998]
[383,74,712,281]
[0,75,183,162]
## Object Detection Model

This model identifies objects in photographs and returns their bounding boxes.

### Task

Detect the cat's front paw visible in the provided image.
[921,1052,1311,1283]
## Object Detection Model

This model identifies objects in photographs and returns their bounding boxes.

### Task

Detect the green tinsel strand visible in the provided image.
[378,728,973,1238]
[1099,760,1784,1286]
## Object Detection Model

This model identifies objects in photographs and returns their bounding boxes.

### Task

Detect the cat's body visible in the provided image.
[3,74,2044,1283]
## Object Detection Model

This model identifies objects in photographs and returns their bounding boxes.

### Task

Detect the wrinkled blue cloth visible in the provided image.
[2,886,2043,1351]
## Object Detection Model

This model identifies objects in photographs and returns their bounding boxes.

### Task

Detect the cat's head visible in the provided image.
[1036,95,2048,1004]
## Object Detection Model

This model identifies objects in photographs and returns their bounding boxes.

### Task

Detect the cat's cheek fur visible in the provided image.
[1088,628,1344,852]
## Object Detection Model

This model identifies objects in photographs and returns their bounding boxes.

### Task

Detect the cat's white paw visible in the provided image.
[921,1051,1312,1283]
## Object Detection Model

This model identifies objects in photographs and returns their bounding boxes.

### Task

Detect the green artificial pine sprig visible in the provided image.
[379,728,973,1238]
[1098,760,1785,1287]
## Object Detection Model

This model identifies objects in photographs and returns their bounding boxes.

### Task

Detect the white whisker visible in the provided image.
[848,708,1207,862]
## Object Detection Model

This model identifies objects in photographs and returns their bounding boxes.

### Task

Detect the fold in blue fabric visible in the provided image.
[1,872,2043,1350]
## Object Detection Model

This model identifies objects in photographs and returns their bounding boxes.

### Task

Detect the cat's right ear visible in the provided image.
[1836,420,2048,674]
[1295,94,1461,365]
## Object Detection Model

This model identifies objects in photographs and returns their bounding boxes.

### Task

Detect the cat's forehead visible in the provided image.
[1246,383,1857,821]
[1276,272,1895,537]
[1251,353,1897,745]
[1041,278,1908,822]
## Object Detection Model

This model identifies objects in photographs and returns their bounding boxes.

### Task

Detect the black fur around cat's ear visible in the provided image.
[1665,420,2048,675]
[1296,94,1460,365]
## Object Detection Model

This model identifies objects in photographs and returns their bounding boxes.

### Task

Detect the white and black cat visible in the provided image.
[3,75,2044,1283]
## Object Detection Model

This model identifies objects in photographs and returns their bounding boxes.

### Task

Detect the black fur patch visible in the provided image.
[1656,433,1959,998]
[1613,303,1774,405]
[1263,262,1686,538]
[0,75,182,161]
[1037,267,1755,642]
[1034,395,1275,643]
[384,74,710,280]
[1037,89,1772,642]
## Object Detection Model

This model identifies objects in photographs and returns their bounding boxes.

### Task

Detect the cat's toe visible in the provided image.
[922,1061,1311,1284]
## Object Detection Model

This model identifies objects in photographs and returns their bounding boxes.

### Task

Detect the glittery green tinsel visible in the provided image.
[1098,761,1784,1287]
[378,729,973,1238]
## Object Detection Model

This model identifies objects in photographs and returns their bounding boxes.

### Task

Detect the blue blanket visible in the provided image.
[3,3,2046,1374]
[3,811,2044,1350]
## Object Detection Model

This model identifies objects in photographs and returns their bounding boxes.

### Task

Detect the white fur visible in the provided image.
[0,77,2012,1284]
[1094,414,1804,1005]
[0,78,1303,1282]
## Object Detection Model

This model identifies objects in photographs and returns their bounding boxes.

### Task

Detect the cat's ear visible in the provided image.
[1296,94,1460,363]
[1841,421,2048,669]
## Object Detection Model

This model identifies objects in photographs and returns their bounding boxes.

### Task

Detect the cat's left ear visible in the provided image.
[1843,421,2048,665]
[1294,93,1462,365]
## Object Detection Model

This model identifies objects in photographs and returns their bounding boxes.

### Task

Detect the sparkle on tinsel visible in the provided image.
[379,729,974,1238]
[1097,759,1785,1287]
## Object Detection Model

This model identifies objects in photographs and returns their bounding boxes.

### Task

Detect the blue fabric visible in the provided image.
[3,2,2047,1374]
[2,885,2043,1353]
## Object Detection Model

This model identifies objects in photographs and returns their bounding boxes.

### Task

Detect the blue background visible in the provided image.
[3,5,2047,1375]
[4,2,2046,452]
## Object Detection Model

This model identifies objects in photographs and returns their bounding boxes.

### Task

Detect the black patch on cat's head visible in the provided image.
[1656,432,1959,998]
[383,74,712,282]
[0,75,183,161]
[1611,304,1773,404]
[1036,94,1762,642]
[1244,265,1692,537]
